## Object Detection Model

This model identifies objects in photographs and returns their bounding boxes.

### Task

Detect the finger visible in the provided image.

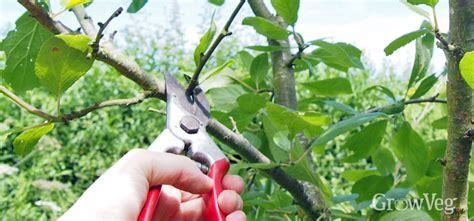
[118,149,213,194]
[226,211,246,221]
[222,175,244,194]
[152,185,181,221]
[180,198,206,221]
[218,190,243,215]
[180,190,200,202]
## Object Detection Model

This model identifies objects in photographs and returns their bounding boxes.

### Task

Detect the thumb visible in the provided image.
[119,149,213,194]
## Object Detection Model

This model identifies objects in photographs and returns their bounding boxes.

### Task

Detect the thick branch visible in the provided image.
[185,0,245,95]
[17,0,72,34]
[442,1,474,220]
[207,120,328,219]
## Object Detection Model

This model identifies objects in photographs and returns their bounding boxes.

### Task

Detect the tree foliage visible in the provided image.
[1,0,473,220]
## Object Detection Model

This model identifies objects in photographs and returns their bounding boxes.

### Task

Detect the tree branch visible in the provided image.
[207,120,328,219]
[442,1,474,220]
[59,91,153,122]
[17,0,72,34]
[91,7,123,56]
[0,85,153,122]
[0,86,56,121]
[364,95,447,113]
[185,0,246,95]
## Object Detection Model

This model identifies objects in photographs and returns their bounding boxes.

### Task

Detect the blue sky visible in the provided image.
[0,0,449,74]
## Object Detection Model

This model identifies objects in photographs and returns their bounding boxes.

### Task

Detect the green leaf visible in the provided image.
[231,162,281,171]
[270,0,300,25]
[1,13,54,93]
[127,0,148,13]
[208,85,246,112]
[400,0,431,20]
[365,85,397,102]
[242,17,290,40]
[284,141,332,201]
[263,115,290,162]
[311,112,385,149]
[294,57,317,76]
[407,21,434,90]
[273,130,291,151]
[266,103,330,138]
[208,0,224,6]
[310,41,364,72]
[411,74,438,99]
[379,101,405,115]
[302,77,353,97]
[250,53,270,84]
[373,147,397,176]
[13,123,54,156]
[391,122,429,184]
[60,0,91,10]
[194,19,217,67]
[200,59,235,84]
[341,169,379,182]
[237,50,254,72]
[323,100,359,115]
[242,132,262,149]
[407,0,439,7]
[380,210,433,221]
[342,120,388,162]
[35,35,94,95]
[0,128,24,144]
[460,51,474,90]
[237,93,266,113]
[384,28,430,56]
[432,116,447,130]
[246,45,290,52]
[352,175,394,202]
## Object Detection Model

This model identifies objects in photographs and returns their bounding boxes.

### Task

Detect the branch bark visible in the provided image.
[248,0,297,109]
[442,1,474,220]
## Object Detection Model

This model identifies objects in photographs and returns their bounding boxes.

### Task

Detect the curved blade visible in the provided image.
[164,72,210,125]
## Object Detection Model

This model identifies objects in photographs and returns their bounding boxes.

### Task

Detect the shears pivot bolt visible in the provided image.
[180,115,200,134]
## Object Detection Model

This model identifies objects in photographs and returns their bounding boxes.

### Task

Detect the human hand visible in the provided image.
[60,149,245,221]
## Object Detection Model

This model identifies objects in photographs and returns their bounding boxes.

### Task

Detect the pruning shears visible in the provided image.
[137,72,230,221]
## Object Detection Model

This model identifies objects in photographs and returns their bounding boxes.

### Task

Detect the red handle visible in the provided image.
[204,159,230,221]
[137,159,230,221]
[137,185,161,221]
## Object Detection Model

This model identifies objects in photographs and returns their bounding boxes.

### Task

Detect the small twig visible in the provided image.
[434,30,450,50]
[432,6,439,32]
[229,116,240,134]
[0,85,56,120]
[59,91,152,122]
[365,94,446,113]
[91,7,123,56]
[185,0,246,95]
[148,107,166,115]
[0,85,153,123]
